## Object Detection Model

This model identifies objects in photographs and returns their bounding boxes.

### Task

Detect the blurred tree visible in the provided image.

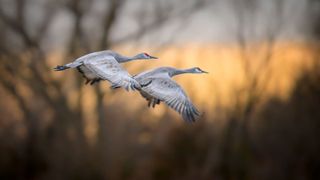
[217,0,286,179]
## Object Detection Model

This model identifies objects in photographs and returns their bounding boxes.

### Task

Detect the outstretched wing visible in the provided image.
[84,56,140,91]
[140,77,200,122]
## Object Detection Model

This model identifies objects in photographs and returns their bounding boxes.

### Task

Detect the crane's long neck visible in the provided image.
[169,68,194,77]
[116,54,140,63]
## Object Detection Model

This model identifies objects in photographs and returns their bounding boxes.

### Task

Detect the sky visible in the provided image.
[1,0,312,51]
[112,0,312,44]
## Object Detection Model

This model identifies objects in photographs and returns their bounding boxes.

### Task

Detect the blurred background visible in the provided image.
[0,0,319,179]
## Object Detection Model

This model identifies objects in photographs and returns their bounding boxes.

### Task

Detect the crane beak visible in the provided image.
[201,70,208,73]
[149,56,158,59]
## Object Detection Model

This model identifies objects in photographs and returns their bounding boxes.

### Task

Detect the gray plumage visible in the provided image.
[133,67,208,122]
[54,50,157,91]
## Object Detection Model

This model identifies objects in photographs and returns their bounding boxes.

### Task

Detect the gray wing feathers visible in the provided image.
[164,88,200,122]
[140,78,200,122]
[84,56,140,91]
[64,51,113,68]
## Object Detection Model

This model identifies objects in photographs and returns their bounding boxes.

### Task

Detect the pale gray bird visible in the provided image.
[132,67,208,122]
[54,50,157,91]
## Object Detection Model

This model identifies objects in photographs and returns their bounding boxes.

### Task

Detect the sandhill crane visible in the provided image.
[54,50,157,91]
[131,67,208,122]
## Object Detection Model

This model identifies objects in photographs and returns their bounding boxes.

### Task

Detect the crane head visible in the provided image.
[138,52,158,60]
[193,67,208,74]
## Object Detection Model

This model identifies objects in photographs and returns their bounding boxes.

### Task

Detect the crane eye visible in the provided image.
[144,53,150,57]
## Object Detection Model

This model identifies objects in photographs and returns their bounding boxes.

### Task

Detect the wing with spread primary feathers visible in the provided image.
[84,56,140,91]
[139,77,200,122]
